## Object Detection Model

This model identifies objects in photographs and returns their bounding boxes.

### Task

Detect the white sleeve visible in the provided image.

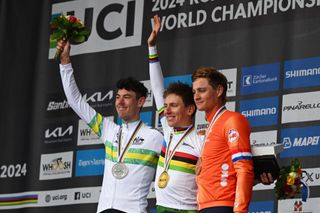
[59,63,96,123]
[148,46,165,111]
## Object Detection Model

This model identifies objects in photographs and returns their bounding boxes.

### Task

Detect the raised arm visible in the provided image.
[148,15,165,111]
[57,40,115,138]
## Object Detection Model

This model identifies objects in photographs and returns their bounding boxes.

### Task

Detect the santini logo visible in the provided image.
[47,91,113,111]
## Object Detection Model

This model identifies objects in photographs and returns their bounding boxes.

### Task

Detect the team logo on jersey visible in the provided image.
[132,137,144,145]
[228,129,239,143]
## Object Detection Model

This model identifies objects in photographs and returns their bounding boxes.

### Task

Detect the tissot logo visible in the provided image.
[280,126,320,158]
[219,68,237,97]
[49,0,144,58]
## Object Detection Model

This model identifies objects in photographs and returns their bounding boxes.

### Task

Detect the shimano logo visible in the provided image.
[283,136,319,149]
[283,101,320,111]
[286,67,320,78]
[47,100,69,111]
[45,126,73,138]
[242,107,277,117]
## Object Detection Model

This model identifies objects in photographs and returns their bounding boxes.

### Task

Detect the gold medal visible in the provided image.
[158,171,170,188]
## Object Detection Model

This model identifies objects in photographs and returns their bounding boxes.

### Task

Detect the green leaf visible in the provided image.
[50,30,65,41]
[70,35,86,44]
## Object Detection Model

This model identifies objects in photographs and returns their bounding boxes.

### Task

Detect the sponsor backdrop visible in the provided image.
[1,0,320,212]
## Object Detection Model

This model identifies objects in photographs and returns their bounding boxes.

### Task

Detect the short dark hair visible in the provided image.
[163,82,196,116]
[116,77,148,99]
[192,67,228,104]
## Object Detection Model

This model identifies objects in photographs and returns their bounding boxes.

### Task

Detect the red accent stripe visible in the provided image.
[230,148,251,154]
[174,151,198,160]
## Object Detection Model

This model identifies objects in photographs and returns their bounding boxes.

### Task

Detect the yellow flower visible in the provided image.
[287,175,295,185]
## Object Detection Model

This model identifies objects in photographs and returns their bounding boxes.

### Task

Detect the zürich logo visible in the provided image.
[243,75,252,86]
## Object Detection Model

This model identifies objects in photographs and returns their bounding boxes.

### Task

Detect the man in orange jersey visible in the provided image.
[192,67,254,213]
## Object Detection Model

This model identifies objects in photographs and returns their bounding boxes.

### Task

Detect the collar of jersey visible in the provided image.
[121,119,141,129]
[173,126,191,135]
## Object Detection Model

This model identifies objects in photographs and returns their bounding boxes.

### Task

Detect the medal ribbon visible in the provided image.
[117,120,143,163]
[204,105,227,141]
[163,125,194,172]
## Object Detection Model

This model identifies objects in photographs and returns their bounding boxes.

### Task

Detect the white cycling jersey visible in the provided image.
[60,64,163,213]
[148,47,204,210]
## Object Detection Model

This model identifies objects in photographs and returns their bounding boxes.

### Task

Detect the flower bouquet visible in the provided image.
[50,14,90,60]
[275,158,303,199]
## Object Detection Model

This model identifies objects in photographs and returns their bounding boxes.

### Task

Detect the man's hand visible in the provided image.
[147,15,161,47]
[259,172,274,185]
[56,39,71,65]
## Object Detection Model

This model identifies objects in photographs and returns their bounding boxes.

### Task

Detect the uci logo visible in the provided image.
[49,0,144,58]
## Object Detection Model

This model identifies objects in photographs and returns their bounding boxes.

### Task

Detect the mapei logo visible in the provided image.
[283,136,319,149]
[281,126,320,158]
[49,0,144,58]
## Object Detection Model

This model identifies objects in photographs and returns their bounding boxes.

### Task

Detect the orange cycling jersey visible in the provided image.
[196,108,254,213]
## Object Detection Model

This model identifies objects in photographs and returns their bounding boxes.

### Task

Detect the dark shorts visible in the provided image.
[100,209,126,213]
[199,206,233,213]
[157,205,198,213]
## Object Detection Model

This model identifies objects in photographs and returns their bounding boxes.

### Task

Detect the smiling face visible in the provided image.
[164,94,195,127]
[115,89,145,123]
[192,78,223,114]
